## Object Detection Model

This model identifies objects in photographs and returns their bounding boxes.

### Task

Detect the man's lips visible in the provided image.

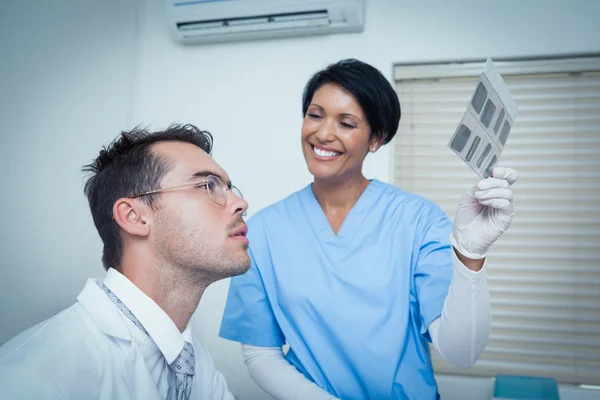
[229,224,248,238]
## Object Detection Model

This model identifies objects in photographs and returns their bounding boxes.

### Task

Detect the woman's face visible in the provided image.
[301,83,377,182]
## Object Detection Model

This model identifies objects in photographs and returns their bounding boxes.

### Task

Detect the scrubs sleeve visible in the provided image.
[413,205,454,342]
[219,230,286,347]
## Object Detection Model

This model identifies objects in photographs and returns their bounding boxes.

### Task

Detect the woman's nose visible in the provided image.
[315,119,336,142]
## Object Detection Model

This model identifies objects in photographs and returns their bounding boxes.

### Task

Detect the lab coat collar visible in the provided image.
[77,278,131,341]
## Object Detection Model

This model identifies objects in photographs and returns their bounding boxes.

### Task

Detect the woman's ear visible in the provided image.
[369,135,385,153]
[112,198,151,237]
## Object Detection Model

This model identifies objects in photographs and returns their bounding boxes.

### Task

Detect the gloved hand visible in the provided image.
[450,167,519,259]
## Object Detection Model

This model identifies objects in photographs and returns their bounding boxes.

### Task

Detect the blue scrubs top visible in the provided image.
[220,180,453,400]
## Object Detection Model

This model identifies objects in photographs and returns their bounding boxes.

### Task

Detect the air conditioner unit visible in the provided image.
[167,0,366,45]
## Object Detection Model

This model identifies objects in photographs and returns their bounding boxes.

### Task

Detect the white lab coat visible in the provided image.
[0,279,235,400]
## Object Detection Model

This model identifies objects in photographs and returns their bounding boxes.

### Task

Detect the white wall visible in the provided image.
[1,1,599,399]
[0,0,138,352]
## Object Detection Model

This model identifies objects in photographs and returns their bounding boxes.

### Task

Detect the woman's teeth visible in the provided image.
[313,147,341,157]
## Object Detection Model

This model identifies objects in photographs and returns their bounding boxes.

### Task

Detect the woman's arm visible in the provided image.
[430,167,518,367]
[242,344,338,400]
[428,249,491,368]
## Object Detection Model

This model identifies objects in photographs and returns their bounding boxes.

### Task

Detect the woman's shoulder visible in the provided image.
[372,181,451,237]
[372,179,444,214]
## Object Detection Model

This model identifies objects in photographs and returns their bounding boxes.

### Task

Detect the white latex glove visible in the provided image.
[450,167,519,259]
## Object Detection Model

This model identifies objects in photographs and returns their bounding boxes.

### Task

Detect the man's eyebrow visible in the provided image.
[188,170,231,186]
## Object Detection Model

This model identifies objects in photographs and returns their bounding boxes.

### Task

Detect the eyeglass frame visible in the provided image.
[129,174,244,208]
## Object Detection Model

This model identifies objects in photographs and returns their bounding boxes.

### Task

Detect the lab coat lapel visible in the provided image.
[124,341,162,400]
[78,278,162,400]
[190,342,203,398]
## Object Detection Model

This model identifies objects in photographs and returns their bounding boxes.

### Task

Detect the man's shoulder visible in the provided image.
[0,302,111,397]
[0,302,107,366]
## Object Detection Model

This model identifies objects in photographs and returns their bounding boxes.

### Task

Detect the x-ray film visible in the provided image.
[448,58,518,178]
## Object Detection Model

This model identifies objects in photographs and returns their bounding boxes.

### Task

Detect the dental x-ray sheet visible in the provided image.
[448,58,518,178]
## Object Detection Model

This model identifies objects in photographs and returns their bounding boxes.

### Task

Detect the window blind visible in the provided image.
[393,57,600,385]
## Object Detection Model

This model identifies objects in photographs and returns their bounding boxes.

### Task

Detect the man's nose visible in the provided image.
[227,189,248,217]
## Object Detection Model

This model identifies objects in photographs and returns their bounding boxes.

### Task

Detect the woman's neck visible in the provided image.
[312,173,370,234]
[313,174,370,208]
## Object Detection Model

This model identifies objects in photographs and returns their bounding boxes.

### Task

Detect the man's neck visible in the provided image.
[120,252,209,332]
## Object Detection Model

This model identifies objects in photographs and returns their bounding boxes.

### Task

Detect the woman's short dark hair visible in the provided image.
[82,124,213,271]
[302,59,401,145]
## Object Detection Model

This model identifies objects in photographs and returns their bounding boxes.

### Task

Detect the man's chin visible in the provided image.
[238,263,251,275]
[237,256,251,274]
[225,254,251,277]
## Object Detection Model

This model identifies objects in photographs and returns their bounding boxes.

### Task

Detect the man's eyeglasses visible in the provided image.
[130,174,243,207]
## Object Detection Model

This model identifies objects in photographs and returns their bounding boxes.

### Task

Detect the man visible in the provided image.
[0,124,249,399]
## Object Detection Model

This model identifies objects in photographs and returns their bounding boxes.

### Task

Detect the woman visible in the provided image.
[219,59,518,400]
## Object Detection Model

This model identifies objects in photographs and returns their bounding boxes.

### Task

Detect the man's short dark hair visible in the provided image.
[82,124,213,271]
[302,58,401,145]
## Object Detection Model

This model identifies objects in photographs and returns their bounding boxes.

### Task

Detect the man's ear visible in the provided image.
[113,198,151,237]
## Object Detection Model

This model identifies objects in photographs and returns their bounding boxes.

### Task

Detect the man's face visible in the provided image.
[149,141,250,279]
